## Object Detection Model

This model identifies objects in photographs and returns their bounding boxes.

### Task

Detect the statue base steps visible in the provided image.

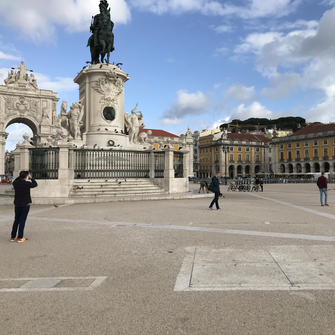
[69,178,167,197]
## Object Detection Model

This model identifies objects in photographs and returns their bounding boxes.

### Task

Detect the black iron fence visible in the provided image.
[73,149,150,179]
[174,152,184,178]
[154,152,165,178]
[29,147,59,179]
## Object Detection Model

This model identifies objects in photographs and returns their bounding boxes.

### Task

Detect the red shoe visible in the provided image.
[10,238,17,242]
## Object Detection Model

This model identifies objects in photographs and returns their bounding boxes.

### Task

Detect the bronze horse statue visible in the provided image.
[87,5,114,64]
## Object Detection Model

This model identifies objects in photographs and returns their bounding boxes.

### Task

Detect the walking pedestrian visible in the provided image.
[209,172,222,210]
[260,178,264,192]
[317,172,329,207]
[11,171,38,242]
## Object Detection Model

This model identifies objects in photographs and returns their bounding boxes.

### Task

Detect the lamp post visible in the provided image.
[222,145,228,185]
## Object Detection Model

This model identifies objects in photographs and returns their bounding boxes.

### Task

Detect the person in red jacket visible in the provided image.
[317,172,329,206]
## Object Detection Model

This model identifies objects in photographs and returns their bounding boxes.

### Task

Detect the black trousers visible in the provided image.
[11,205,30,239]
[210,192,220,209]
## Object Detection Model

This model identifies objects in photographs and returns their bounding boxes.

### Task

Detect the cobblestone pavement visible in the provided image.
[1,183,335,334]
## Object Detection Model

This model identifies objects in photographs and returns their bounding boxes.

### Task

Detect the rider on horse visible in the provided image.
[87,0,114,64]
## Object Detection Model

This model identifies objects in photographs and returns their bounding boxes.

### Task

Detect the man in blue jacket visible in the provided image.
[209,171,222,210]
[11,171,38,242]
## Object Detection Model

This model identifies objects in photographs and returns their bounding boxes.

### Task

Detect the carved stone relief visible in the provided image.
[93,70,124,123]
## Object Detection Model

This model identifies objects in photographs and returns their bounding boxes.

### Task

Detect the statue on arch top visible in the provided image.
[87,0,115,65]
[3,61,38,89]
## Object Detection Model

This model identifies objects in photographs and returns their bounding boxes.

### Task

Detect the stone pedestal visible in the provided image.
[74,64,130,148]
[0,131,7,175]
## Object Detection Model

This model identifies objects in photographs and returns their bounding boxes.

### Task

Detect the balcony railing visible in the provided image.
[304,157,310,161]
[323,156,329,160]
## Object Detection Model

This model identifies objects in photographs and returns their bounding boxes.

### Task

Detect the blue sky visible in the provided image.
[2,0,335,150]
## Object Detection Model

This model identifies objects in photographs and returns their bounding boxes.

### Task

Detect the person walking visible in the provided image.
[209,171,222,210]
[317,172,329,207]
[11,171,38,242]
[260,178,264,192]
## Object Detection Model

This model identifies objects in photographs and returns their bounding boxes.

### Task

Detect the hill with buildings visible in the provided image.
[220,117,306,133]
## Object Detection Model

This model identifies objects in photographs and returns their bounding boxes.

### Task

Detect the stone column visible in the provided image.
[58,144,74,180]
[185,137,194,177]
[12,148,21,179]
[0,131,7,175]
[163,147,175,178]
[329,164,334,178]
[180,148,190,178]
[17,139,33,174]
[148,150,155,179]
[162,147,175,193]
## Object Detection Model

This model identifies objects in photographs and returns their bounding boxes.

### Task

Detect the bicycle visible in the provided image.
[251,184,259,192]
[227,183,237,191]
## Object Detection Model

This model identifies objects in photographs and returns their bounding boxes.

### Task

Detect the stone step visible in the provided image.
[69,178,166,197]
[70,190,167,197]
[72,185,162,190]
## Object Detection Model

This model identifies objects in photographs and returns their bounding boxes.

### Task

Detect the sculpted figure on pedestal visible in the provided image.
[60,99,84,140]
[4,62,37,89]
[4,70,15,85]
[68,99,84,140]
[29,74,38,89]
[124,103,145,144]
[16,61,28,81]
[87,0,114,64]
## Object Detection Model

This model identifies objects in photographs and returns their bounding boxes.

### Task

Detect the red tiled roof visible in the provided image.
[227,133,271,142]
[292,123,335,136]
[139,129,180,138]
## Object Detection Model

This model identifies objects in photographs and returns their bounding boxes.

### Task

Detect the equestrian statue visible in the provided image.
[87,0,114,64]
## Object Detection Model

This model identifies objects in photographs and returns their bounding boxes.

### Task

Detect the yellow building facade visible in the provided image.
[198,132,271,178]
[272,123,335,175]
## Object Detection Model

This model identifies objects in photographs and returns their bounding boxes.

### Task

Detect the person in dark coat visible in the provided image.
[11,171,38,242]
[260,178,263,192]
[317,172,329,206]
[209,172,222,210]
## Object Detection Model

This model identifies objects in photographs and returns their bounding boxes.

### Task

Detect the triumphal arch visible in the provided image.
[0,62,59,174]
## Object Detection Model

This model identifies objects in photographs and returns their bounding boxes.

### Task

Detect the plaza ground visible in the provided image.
[1,183,335,334]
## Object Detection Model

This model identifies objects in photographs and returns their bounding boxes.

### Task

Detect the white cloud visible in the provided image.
[225,84,256,103]
[234,32,283,54]
[0,51,21,61]
[130,0,299,18]
[274,19,319,31]
[0,0,131,42]
[210,24,233,33]
[232,6,335,115]
[35,73,77,92]
[162,89,212,124]
[213,47,229,57]
[305,96,335,123]
[261,73,305,99]
[161,118,183,126]
[228,101,276,120]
